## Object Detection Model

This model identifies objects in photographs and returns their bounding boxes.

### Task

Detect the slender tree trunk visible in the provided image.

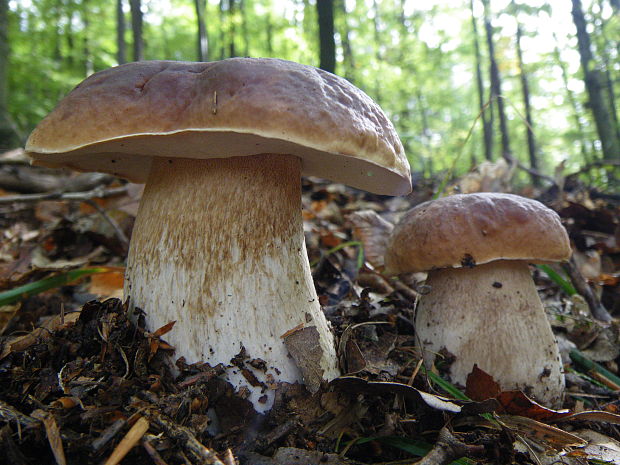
[371,0,383,103]
[65,6,75,67]
[0,0,19,150]
[317,0,335,73]
[470,0,493,162]
[552,33,593,164]
[515,18,539,185]
[53,0,62,61]
[265,11,273,55]
[130,0,144,61]
[228,0,236,57]
[240,0,249,56]
[482,0,512,163]
[81,0,93,76]
[116,0,126,64]
[596,0,619,142]
[194,0,208,61]
[219,0,226,59]
[571,0,620,159]
[336,0,355,82]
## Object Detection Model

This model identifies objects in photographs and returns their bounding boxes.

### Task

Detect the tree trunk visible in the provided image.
[470,0,492,162]
[596,0,619,142]
[0,0,19,150]
[81,0,93,76]
[52,0,62,61]
[228,0,236,57]
[219,0,226,59]
[515,19,539,185]
[552,33,593,164]
[194,0,208,61]
[130,0,144,61]
[482,0,512,163]
[240,0,249,57]
[336,0,355,82]
[571,0,620,159]
[371,0,382,103]
[265,12,273,55]
[317,0,335,73]
[116,0,126,64]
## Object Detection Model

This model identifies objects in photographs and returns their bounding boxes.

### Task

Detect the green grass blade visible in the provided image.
[537,264,576,296]
[0,267,110,306]
[354,436,474,464]
[570,349,620,389]
[310,240,364,269]
[420,365,471,401]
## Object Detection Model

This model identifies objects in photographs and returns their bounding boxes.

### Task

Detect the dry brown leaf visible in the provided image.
[89,269,125,299]
[465,364,501,401]
[499,415,587,449]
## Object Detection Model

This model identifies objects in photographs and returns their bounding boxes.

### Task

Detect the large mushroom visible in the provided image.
[25,58,411,412]
[384,193,571,407]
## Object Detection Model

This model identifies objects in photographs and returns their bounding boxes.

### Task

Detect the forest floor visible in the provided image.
[0,149,619,465]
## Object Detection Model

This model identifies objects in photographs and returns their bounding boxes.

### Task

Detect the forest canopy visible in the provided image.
[2,0,619,189]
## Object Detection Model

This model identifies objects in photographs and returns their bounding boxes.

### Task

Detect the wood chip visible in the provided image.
[103,416,149,465]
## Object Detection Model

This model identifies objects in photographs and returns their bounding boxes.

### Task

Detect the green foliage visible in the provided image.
[5,0,617,185]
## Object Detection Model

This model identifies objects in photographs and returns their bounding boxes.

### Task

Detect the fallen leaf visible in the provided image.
[89,269,125,299]
[465,364,501,401]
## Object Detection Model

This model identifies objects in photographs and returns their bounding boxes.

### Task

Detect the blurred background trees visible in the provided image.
[2,0,619,189]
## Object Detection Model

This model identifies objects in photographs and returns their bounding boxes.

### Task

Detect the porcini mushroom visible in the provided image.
[384,193,571,407]
[25,58,411,412]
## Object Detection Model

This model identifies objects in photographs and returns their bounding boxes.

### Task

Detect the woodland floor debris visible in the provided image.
[0,164,619,464]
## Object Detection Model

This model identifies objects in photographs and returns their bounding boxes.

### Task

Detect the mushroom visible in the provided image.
[25,58,411,412]
[384,193,571,407]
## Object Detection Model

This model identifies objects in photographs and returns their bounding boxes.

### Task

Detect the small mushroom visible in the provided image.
[384,193,571,407]
[25,58,411,412]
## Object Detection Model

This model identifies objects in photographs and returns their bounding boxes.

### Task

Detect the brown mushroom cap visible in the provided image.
[384,193,571,274]
[25,58,411,195]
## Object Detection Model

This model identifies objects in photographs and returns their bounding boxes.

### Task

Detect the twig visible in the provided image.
[142,438,169,465]
[503,153,557,186]
[415,426,484,465]
[0,399,40,430]
[145,409,226,465]
[103,416,150,465]
[0,185,128,204]
[85,199,130,248]
[30,410,67,465]
[562,257,612,322]
[91,418,127,453]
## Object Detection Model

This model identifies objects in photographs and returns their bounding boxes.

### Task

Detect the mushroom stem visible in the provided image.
[416,260,564,407]
[124,154,339,412]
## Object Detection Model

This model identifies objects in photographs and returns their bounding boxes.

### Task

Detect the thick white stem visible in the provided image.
[124,155,339,412]
[416,260,564,407]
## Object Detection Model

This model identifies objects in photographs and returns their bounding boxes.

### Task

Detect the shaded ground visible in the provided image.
[0,153,619,464]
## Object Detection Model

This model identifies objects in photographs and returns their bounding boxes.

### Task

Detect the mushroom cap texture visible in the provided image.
[25,58,411,195]
[384,193,571,274]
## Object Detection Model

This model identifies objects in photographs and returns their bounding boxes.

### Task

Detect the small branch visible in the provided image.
[504,153,557,186]
[145,409,226,465]
[0,186,128,204]
[416,426,484,465]
[85,199,130,248]
[562,257,612,322]
[91,418,127,453]
[142,437,170,465]
[103,417,149,465]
